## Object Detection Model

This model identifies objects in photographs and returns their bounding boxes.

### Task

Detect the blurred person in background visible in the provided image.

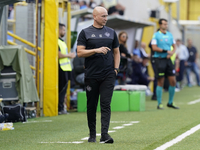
[133,40,142,58]
[108,3,125,16]
[140,43,149,58]
[58,23,76,115]
[130,55,154,87]
[118,31,133,84]
[132,41,149,63]
[80,0,88,9]
[70,0,80,11]
[118,31,132,59]
[175,39,189,89]
[185,39,200,87]
[89,0,97,9]
[8,5,14,19]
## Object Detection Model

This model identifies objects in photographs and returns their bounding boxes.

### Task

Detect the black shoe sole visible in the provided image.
[88,137,96,143]
[167,106,179,109]
[167,104,179,109]
[88,139,96,143]
[100,138,114,144]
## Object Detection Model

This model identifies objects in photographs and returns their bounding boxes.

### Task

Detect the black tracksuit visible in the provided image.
[77,25,119,136]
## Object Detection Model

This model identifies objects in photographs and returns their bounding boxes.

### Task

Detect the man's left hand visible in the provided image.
[114,70,118,75]
[167,51,174,56]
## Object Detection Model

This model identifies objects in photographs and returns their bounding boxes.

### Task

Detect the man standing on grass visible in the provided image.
[77,6,120,143]
[58,23,76,115]
[151,18,179,110]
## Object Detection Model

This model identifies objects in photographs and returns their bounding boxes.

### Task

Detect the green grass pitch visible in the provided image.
[1,86,200,150]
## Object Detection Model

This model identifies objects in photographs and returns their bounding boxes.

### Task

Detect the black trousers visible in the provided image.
[177,60,185,82]
[85,71,116,136]
[58,71,71,112]
[151,59,157,96]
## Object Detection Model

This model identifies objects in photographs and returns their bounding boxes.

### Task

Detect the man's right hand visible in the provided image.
[95,47,111,55]
[68,52,76,58]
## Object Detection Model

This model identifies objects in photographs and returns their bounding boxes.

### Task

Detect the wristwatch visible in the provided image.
[162,49,168,53]
[114,68,119,73]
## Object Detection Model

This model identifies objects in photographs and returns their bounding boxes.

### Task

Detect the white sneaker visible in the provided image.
[175,88,180,92]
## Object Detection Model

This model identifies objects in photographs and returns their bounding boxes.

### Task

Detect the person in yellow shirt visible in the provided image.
[58,23,76,115]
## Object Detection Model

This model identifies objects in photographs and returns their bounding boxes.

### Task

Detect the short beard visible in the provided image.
[60,34,65,38]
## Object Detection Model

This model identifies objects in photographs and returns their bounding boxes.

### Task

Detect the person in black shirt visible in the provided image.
[118,31,133,84]
[77,6,120,143]
[118,31,132,58]
[186,39,200,86]
[108,3,125,16]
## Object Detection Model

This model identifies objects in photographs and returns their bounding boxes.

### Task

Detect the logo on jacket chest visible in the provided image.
[91,34,103,38]
[91,34,96,37]
[105,32,110,37]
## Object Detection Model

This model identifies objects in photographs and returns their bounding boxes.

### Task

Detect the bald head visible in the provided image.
[93,6,107,16]
[93,6,108,28]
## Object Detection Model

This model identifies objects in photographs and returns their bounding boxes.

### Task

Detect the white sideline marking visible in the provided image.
[108,130,116,133]
[42,121,139,144]
[41,141,83,144]
[23,120,52,123]
[113,126,124,129]
[154,124,200,150]
[110,121,128,123]
[188,99,200,105]
[130,121,140,124]
[123,124,133,126]
[96,133,101,136]
[72,141,84,144]
[81,137,88,140]
[110,121,139,123]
